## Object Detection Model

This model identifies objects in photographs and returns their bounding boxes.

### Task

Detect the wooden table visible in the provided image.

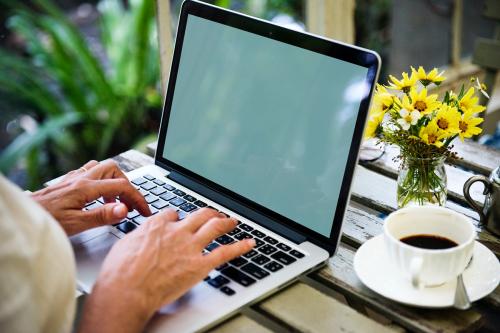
[108,139,500,333]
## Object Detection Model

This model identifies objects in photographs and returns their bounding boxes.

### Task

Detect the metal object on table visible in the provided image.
[463,166,500,236]
[453,256,473,310]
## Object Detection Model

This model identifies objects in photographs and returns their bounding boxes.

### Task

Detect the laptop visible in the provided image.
[70,1,380,331]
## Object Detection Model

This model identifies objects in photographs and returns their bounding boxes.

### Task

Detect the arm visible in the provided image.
[78,208,255,333]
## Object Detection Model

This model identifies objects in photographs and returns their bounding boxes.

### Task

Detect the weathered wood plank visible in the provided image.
[207,315,273,333]
[314,244,484,333]
[452,140,500,176]
[259,282,398,333]
[351,166,500,257]
[360,144,486,207]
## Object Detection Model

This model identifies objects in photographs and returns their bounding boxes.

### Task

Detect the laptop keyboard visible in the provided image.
[84,173,305,296]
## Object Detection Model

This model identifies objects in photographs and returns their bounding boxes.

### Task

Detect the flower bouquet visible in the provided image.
[364,67,489,207]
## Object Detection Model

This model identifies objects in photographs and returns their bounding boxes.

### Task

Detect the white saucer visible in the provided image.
[353,235,500,308]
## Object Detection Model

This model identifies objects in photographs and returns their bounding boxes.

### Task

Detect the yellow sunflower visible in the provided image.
[402,88,441,116]
[372,84,395,113]
[364,110,384,139]
[458,112,483,141]
[411,66,445,86]
[458,87,486,114]
[388,71,417,93]
[419,120,448,148]
[434,105,460,135]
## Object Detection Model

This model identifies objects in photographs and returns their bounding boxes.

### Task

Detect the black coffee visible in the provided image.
[400,234,458,250]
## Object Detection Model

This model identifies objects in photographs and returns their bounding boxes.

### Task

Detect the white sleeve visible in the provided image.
[0,175,76,333]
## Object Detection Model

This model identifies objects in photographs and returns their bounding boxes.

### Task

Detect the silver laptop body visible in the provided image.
[71,1,380,331]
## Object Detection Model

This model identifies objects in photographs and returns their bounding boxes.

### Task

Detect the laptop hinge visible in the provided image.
[167,171,306,244]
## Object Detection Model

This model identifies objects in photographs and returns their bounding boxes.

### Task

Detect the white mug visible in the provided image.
[384,206,475,287]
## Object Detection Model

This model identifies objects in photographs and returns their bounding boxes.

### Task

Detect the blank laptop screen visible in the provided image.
[162,14,369,237]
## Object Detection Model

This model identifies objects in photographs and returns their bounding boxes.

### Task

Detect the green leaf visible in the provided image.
[0,113,81,172]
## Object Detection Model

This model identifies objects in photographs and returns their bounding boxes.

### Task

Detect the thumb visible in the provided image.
[84,202,128,226]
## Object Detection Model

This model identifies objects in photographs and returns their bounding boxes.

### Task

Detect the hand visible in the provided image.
[78,208,255,333]
[31,160,151,235]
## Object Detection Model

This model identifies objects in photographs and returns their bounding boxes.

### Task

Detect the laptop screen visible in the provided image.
[162,14,370,237]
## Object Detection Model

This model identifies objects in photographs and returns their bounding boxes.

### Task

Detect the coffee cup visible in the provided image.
[384,206,475,288]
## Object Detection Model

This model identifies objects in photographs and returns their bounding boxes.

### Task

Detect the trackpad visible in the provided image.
[73,232,120,293]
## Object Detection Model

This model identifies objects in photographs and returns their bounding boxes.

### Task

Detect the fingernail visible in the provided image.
[113,203,127,218]
[248,239,256,247]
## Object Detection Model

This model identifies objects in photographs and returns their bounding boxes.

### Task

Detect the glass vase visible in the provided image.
[397,156,447,208]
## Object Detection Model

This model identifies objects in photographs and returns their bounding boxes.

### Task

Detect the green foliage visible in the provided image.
[0,0,161,189]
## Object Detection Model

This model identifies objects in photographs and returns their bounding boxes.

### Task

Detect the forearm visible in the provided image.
[77,281,151,333]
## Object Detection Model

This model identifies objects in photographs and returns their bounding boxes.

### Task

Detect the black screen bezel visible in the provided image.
[155,0,380,255]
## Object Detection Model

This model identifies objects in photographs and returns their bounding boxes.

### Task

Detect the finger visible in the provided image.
[180,208,221,232]
[81,202,128,227]
[205,239,255,268]
[85,160,128,181]
[195,217,237,246]
[152,208,179,223]
[82,160,99,171]
[80,179,151,216]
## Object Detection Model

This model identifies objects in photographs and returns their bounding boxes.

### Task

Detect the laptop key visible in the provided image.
[215,234,234,245]
[117,221,137,234]
[144,194,159,204]
[234,232,252,240]
[227,227,241,236]
[243,249,258,259]
[263,236,278,245]
[169,197,186,207]
[131,177,147,185]
[264,261,284,272]
[251,254,270,266]
[229,256,248,267]
[153,179,165,186]
[163,184,175,191]
[150,186,167,196]
[276,243,292,252]
[133,215,148,225]
[194,200,207,207]
[183,194,197,202]
[271,251,296,265]
[143,174,155,180]
[241,263,270,279]
[254,239,264,248]
[251,230,266,238]
[239,223,253,232]
[173,189,186,196]
[221,266,256,287]
[207,275,230,288]
[85,201,102,211]
[179,202,197,212]
[259,244,278,255]
[140,182,157,191]
[177,210,188,220]
[205,242,220,252]
[220,286,235,296]
[138,188,148,196]
[127,210,140,219]
[289,250,305,259]
[152,199,169,210]
[159,192,176,201]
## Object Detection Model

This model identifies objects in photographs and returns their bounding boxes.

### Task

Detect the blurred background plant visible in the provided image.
[0,0,161,189]
[1,0,497,190]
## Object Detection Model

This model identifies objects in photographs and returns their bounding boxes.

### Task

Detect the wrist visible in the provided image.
[79,279,153,333]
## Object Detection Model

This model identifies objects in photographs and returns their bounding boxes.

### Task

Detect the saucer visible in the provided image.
[353,235,500,308]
